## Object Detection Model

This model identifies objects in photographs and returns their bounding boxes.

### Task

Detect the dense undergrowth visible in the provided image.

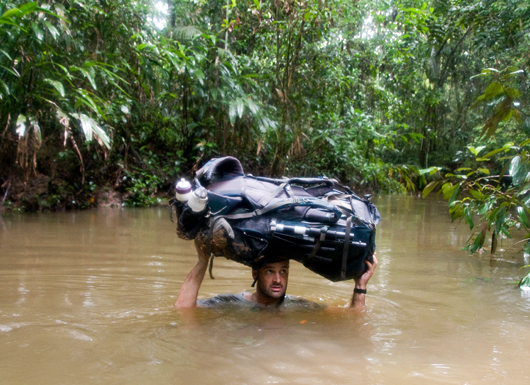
[0,0,529,216]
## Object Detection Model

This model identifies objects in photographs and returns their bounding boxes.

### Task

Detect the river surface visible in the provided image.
[1,196,529,384]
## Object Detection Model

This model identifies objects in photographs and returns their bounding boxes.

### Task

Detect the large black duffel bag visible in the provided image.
[171,156,380,281]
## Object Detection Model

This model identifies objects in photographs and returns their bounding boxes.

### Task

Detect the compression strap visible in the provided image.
[341,216,352,280]
[309,226,329,260]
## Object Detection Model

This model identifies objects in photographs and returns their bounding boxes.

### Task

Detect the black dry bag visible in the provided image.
[171,156,380,281]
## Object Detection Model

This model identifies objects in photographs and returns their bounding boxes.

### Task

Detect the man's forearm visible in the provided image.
[174,258,208,308]
[350,283,366,309]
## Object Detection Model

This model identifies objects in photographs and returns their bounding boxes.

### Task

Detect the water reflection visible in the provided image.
[1,198,530,384]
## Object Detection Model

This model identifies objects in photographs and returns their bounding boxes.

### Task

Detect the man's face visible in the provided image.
[254,260,290,300]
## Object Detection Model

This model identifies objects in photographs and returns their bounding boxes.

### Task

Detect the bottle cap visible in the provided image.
[188,186,208,212]
[176,178,192,194]
[194,186,208,199]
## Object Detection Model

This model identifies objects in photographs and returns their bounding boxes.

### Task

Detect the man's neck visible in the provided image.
[249,292,283,305]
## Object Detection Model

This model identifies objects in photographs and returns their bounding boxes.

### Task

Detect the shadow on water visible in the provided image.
[1,197,530,384]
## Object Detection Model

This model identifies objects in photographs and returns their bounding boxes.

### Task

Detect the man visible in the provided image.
[175,242,378,309]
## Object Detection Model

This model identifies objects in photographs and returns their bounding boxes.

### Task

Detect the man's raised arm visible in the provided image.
[350,254,378,310]
[174,241,209,308]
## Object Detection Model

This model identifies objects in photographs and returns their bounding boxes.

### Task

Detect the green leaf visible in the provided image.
[74,113,110,149]
[483,81,503,100]
[505,88,520,98]
[0,49,13,60]
[469,189,485,200]
[467,146,485,156]
[0,78,9,95]
[481,145,510,160]
[1,8,23,19]
[478,168,490,175]
[518,206,530,228]
[74,89,101,116]
[520,271,530,289]
[31,24,44,41]
[422,181,439,198]
[236,99,244,118]
[448,184,461,205]
[43,20,59,39]
[419,166,441,176]
[19,2,38,16]
[0,65,19,77]
[509,156,521,177]
[44,79,65,97]
[228,100,238,124]
[469,228,486,254]
[464,207,474,230]
[246,99,259,115]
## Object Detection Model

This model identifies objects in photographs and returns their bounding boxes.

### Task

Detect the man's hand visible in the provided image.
[354,253,378,290]
[350,253,378,309]
[195,241,211,265]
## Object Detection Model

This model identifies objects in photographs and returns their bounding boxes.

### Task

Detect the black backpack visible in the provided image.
[172,156,380,281]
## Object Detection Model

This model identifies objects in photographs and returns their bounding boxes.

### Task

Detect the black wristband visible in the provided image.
[354,288,367,294]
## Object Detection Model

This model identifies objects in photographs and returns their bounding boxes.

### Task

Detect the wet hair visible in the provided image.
[251,255,289,272]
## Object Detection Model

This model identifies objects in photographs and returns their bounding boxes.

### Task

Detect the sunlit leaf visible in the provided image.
[16,114,26,137]
[247,99,259,115]
[0,49,13,60]
[1,8,23,19]
[228,100,238,124]
[236,99,244,118]
[509,156,521,176]
[45,79,65,97]
[422,181,439,198]
[518,206,530,228]
[43,20,59,39]
[74,113,110,149]
[467,146,485,156]
[31,24,44,41]
[419,166,441,176]
[448,184,461,205]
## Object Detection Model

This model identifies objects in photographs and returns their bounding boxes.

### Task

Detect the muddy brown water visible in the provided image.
[1,196,529,384]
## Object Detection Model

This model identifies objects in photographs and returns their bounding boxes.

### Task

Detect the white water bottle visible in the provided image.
[188,186,208,212]
[175,178,192,203]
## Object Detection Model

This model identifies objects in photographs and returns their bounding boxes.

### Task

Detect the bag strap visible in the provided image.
[257,182,288,208]
[309,226,329,259]
[341,216,353,280]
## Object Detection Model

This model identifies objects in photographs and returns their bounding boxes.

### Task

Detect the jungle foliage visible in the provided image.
[1,0,530,264]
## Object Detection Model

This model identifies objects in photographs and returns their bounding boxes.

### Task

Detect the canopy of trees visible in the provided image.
[1,0,529,261]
